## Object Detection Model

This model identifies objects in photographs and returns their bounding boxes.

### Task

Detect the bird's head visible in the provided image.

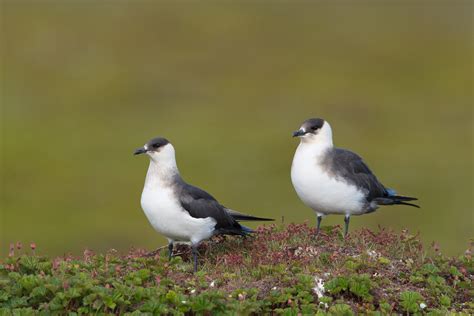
[134,137,175,164]
[293,118,333,145]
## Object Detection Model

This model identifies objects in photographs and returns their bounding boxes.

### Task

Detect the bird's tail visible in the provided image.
[375,195,420,208]
[225,208,274,222]
[216,224,254,236]
[240,225,254,234]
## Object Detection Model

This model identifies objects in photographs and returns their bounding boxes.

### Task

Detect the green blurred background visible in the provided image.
[1,2,472,257]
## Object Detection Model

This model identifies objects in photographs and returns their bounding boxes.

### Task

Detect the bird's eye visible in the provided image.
[153,144,160,148]
[311,126,318,130]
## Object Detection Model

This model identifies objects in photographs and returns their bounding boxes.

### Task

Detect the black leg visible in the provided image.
[316,215,323,235]
[168,242,174,261]
[191,244,198,273]
[344,215,350,238]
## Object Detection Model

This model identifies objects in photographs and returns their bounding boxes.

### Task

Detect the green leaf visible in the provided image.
[325,276,349,294]
[329,304,354,316]
[399,291,423,313]
[439,295,451,307]
[420,264,440,275]
[349,274,372,302]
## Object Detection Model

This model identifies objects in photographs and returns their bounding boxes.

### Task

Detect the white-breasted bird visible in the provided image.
[291,118,418,237]
[134,137,273,272]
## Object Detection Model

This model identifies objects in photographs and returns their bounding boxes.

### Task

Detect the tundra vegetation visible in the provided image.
[1,224,472,315]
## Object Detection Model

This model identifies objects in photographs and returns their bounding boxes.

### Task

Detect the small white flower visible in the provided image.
[181,300,187,304]
[313,277,325,298]
[294,247,304,256]
[367,250,378,258]
[420,303,427,309]
[190,289,196,294]
[272,286,278,290]
[210,281,215,287]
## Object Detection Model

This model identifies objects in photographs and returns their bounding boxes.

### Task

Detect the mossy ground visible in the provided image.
[1,224,472,315]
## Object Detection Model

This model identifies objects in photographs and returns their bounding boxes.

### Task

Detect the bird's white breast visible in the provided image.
[140,178,216,244]
[291,144,366,216]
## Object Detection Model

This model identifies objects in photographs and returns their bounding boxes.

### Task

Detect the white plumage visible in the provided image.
[291,139,366,217]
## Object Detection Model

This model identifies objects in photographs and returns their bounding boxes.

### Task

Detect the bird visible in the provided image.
[134,137,273,272]
[290,118,418,237]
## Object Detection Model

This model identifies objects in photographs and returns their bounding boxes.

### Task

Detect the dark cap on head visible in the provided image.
[134,137,170,155]
[147,137,170,149]
[293,118,325,137]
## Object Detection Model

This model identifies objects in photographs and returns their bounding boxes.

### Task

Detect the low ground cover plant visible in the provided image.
[1,224,472,315]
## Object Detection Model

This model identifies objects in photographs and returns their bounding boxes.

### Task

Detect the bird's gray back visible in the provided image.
[172,177,242,231]
[320,148,388,202]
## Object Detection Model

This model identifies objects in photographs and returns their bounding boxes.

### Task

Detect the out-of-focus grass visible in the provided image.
[1,2,472,256]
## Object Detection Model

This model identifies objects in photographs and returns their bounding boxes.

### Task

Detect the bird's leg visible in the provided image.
[168,242,174,261]
[191,244,199,273]
[344,215,350,238]
[316,215,323,235]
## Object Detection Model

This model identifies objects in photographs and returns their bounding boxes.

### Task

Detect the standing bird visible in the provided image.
[134,137,273,272]
[291,118,418,237]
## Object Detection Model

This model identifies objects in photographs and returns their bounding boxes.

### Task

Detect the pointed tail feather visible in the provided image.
[375,195,420,208]
[225,208,274,221]
[389,195,418,202]
[397,201,420,208]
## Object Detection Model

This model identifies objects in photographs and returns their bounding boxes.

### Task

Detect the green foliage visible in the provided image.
[348,275,372,302]
[325,276,350,295]
[0,226,472,314]
[329,303,354,316]
[378,257,390,265]
[399,291,423,313]
[439,295,451,307]
[344,260,360,271]
[420,263,441,275]
[378,301,392,314]
[325,274,372,302]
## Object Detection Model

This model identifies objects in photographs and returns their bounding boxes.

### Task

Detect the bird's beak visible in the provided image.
[292,129,306,137]
[134,147,147,155]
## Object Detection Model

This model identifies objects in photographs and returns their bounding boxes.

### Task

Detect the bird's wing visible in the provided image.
[329,148,388,201]
[177,183,242,231]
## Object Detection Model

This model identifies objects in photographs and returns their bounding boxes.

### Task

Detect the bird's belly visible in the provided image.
[291,161,366,215]
[140,188,216,244]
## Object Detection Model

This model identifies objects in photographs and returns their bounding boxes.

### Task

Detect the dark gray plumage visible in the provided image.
[321,148,419,210]
[321,148,387,203]
[175,180,248,235]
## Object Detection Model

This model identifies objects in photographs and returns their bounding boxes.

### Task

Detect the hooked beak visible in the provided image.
[292,129,306,137]
[134,147,147,155]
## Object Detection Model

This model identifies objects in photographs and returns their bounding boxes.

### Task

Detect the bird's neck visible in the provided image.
[298,138,333,160]
[145,159,181,188]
